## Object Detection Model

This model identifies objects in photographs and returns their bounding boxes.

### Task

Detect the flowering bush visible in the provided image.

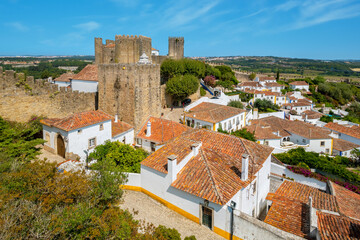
[203,75,216,87]
[286,166,360,194]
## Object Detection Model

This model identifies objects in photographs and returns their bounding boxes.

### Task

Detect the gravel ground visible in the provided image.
[119,190,224,240]
[37,146,65,164]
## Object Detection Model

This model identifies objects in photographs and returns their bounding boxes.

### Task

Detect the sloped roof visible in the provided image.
[317,211,360,240]
[329,181,360,221]
[54,72,75,83]
[105,43,115,48]
[137,116,191,144]
[245,124,281,140]
[325,122,360,139]
[250,116,291,138]
[290,81,309,86]
[72,64,98,82]
[112,120,133,138]
[264,194,310,238]
[285,120,331,139]
[273,181,339,212]
[141,129,274,205]
[185,102,246,123]
[332,138,360,152]
[301,110,324,120]
[265,82,283,88]
[239,81,262,87]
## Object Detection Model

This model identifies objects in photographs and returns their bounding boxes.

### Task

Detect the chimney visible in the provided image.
[253,108,259,120]
[241,154,249,181]
[115,114,118,123]
[167,155,177,182]
[191,143,201,156]
[146,121,151,137]
[308,196,318,238]
[199,123,202,129]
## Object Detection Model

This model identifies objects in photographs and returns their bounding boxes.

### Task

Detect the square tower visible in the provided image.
[168,37,184,60]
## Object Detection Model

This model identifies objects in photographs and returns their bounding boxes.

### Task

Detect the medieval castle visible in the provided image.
[0,35,185,130]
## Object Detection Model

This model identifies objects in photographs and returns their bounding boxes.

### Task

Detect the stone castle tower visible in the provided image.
[168,37,184,60]
[95,34,184,130]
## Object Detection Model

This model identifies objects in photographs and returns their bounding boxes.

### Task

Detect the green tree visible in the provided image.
[276,70,280,81]
[320,115,333,123]
[200,87,206,96]
[160,59,185,81]
[227,100,243,109]
[231,128,256,142]
[166,74,199,100]
[249,73,256,80]
[254,99,279,112]
[89,141,148,173]
[181,59,205,78]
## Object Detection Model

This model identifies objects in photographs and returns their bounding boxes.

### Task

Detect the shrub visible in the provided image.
[200,87,206,96]
[153,225,181,240]
[203,75,216,87]
[227,100,243,109]
[166,74,199,101]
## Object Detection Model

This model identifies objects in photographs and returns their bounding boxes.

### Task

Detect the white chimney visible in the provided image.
[146,121,151,137]
[241,154,249,181]
[115,114,118,123]
[253,108,259,120]
[191,143,200,156]
[167,155,177,182]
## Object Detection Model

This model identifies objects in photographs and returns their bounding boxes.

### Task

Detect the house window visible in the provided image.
[252,181,256,194]
[344,152,347,156]
[302,139,306,143]
[200,205,214,230]
[99,124,104,131]
[241,115,243,120]
[320,141,325,146]
[136,138,142,145]
[325,148,329,153]
[151,142,156,152]
[264,141,269,145]
[88,137,96,149]
[78,129,82,134]
[123,137,126,144]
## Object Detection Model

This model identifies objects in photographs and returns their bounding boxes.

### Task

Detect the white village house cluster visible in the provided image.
[37,34,360,240]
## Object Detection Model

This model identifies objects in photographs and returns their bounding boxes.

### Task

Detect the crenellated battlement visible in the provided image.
[0,69,96,122]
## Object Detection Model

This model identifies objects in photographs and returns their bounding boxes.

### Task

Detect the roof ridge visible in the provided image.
[200,148,224,204]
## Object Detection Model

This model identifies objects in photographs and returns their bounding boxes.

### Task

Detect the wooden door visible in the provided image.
[57,135,65,158]
[202,206,213,229]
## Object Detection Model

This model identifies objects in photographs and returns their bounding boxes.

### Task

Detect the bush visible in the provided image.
[203,75,216,87]
[254,99,279,112]
[249,73,256,80]
[320,115,333,123]
[227,100,243,109]
[89,141,148,173]
[200,87,206,96]
[153,225,181,240]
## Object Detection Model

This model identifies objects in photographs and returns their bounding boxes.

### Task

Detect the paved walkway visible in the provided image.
[119,190,224,240]
[162,107,185,123]
[37,146,65,164]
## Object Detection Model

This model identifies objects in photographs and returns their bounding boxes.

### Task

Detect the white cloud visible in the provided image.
[74,21,100,32]
[5,22,28,32]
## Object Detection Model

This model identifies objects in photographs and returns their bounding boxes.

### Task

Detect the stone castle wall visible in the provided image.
[98,63,161,130]
[0,67,96,122]
[168,37,184,60]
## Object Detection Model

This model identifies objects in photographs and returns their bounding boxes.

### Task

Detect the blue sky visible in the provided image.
[1,0,360,59]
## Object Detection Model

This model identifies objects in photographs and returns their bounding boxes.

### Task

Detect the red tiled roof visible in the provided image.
[332,138,360,152]
[141,129,273,205]
[325,122,360,139]
[264,194,310,238]
[54,73,75,83]
[245,124,281,140]
[301,110,324,120]
[290,81,309,86]
[41,110,113,132]
[329,181,360,221]
[239,81,262,87]
[185,102,245,124]
[72,64,98,82]
[274,181,339,212]
[265,82,283,88]
[151,48,158,51]
[250,116,291,138]
[317,212,360,240]
[137,117,191,145]
[112,120,133,138]
[105,43,115,48]
[284,101,311,107]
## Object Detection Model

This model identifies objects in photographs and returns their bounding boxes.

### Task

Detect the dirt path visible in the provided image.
[119,190,224,240]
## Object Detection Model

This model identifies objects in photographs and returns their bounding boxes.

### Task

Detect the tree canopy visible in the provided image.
[166,74,199,100]
[254,99,279,112]
[227,100,244,109]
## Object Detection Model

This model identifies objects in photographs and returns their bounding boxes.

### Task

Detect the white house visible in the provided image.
[255,76,277,85]
[289,81,309,91]
[140,129,274,237]
[284,100,312,114]
[247,90,286,106]
[184,102,246,132]
[246,124,285,149]
[325,122,360,145]
[135,116,191,152]
[40,110,134,160]
[53,72,74,88]
[70,64,98,93]
[264,82,285,93]
[237,81,264,91]
[332,138,360,158]
[151,47,159,56]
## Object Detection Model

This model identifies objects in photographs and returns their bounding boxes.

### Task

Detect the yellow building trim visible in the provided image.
[123,186,242,240]
[331,138,334,155]
[274,96,277,104]
[213,123,216,131]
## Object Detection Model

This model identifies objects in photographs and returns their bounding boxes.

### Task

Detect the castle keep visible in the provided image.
[96,34,184,130]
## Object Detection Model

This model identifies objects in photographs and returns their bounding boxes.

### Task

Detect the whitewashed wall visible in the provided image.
[112,129,134,145]
[54,81,70,88]
[259,111,285,119]
[71,79,98,93]
[124,173,141,187]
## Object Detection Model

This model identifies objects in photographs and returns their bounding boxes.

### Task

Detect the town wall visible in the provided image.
[0,69,96,122]
[98,63,161,130]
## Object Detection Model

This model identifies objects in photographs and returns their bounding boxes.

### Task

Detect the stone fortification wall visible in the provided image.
[0,68,96,122]
[98,63,161,130]
[168,37,184,60]
[95,35,152,64]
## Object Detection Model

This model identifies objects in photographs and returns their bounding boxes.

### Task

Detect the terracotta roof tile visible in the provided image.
[112,120,133,137]
[325,122,360,139]
[274,181,339,212]
[54,73,75,83]
[137,117,191,144]
[332,138,360,152]
[301,110,324,120]
[141,129,273,205]
[245,124,281,140]
[105,43,115,48]
[265,82,283,87]
[250,116,291,138]
[264,194,310,238]
[317,212,360,240]
[330,181,360,221]
[239,81,262,87]
[41,110,112,132]
[72,64,98,82]
[185,102,245,123]
[290,81,309,86]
